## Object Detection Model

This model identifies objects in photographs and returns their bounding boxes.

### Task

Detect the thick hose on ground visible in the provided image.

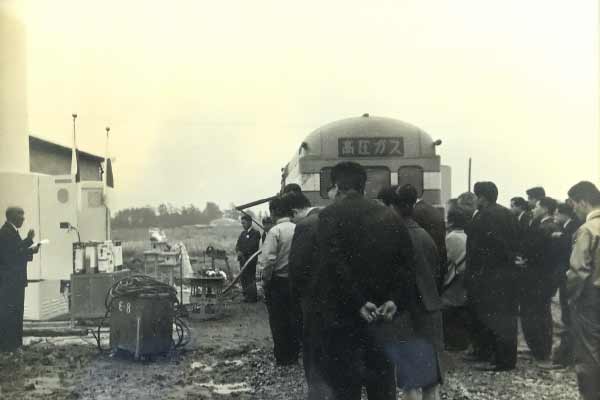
[93,274,190,354]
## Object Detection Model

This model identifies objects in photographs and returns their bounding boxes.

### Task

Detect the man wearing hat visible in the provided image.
[235,214,261,303]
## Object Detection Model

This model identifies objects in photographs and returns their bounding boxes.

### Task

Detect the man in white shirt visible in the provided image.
[261,197,299,365]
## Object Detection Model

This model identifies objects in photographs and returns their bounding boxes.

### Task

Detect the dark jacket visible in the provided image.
[405,218,443,312]
[289,208,321,301]
[525,217,562,269]
[313,193,416,328]
[235,228,261,258]
[0,222,35,287]
[524,217,563,295]
[413,200,447,287]
[465,204,518,291]
[512,210,533,257]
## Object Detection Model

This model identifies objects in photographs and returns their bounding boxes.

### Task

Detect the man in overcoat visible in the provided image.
[0,207,39,352]
[466,182,519,371]
[311,162,415,400]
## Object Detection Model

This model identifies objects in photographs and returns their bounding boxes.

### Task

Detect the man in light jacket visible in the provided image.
[566,181,600,400]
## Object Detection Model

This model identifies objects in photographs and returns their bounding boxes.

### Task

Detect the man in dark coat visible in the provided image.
[521,197,562,362]
[311,162,415,400]
[414,198,447,289]
[466,182,519,371]
[548,202,582,367]
[0,207,39,352]
[286,191,322,398]
[510,197,532,238]
[235,214,261,302]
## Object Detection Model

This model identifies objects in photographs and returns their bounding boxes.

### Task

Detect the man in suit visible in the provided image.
[466,182,519,371]
[0,207,40,352]
[549,202,582,367]
[510,197,532,237]
[526,187,546,214]
[286,191,322,397]
[311,162,415,400]
[521,196,562,362]
[235,214,261,303]
[414,196,447,290]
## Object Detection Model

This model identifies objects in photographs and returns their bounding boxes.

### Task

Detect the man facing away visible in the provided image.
[235,214,261,303]
[566,181,600,400]
[466,182,519,371]
[414,194,447,290]
[285,190,322,395]
[0,207,40,352]
[311,161,415,400]
[261,197,300,365]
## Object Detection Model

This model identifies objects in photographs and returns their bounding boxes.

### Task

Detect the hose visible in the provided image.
[93,274,190,354]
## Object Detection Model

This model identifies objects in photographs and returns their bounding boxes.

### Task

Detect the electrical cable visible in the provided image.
[93,274,191,354]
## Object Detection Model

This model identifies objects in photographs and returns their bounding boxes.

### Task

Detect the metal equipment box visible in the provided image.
[109,295,174,358]
[70,270,131,319]
[144,250,180,286]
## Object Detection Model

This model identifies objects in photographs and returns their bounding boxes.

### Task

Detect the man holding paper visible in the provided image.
[0,207,41,352]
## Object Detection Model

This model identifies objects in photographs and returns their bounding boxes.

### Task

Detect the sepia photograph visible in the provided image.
[0,0,598,399]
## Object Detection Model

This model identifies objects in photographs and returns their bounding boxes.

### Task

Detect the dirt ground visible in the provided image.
[0,296,582,400]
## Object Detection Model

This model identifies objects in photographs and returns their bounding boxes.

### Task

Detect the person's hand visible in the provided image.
[552,232,563,239]
[27,229,35,241]
[32,244,41,254]
[376,301,397,322]
[359,302,378,323]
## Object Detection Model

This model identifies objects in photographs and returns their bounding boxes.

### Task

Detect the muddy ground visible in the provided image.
[0,296,581,400]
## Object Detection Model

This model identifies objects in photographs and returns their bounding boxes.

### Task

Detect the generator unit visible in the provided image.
[107,275,178,359]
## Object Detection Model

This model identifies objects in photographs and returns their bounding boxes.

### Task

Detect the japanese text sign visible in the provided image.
[338,137,404,157]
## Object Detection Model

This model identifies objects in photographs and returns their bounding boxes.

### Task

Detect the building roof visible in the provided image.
[29,135,104,162]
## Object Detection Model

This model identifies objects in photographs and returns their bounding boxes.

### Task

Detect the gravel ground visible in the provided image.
[0,296,582,400]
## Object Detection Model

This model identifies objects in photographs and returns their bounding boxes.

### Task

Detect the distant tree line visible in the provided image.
[111,202,258,228]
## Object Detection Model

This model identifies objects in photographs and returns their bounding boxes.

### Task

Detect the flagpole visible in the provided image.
[105,126,111,240]
[71,113,79,182]
[71,112,80,231]
[105,126,110,184]
[72,113,77,155]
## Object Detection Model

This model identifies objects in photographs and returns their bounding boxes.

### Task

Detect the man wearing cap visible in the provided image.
[0,207,40,352]
[235,214,261,303]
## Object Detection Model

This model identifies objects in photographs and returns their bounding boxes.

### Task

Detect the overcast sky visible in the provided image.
[18,0,599,211]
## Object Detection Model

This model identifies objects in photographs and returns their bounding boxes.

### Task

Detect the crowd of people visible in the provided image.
[237,161,599,400]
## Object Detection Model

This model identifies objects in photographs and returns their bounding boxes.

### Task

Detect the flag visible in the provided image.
[106,157,114,188]
[71,148,80,182]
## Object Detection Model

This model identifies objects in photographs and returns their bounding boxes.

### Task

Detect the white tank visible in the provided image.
[0,1,29,173]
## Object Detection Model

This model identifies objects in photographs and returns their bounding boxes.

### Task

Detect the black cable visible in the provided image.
[94,274,191,354]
